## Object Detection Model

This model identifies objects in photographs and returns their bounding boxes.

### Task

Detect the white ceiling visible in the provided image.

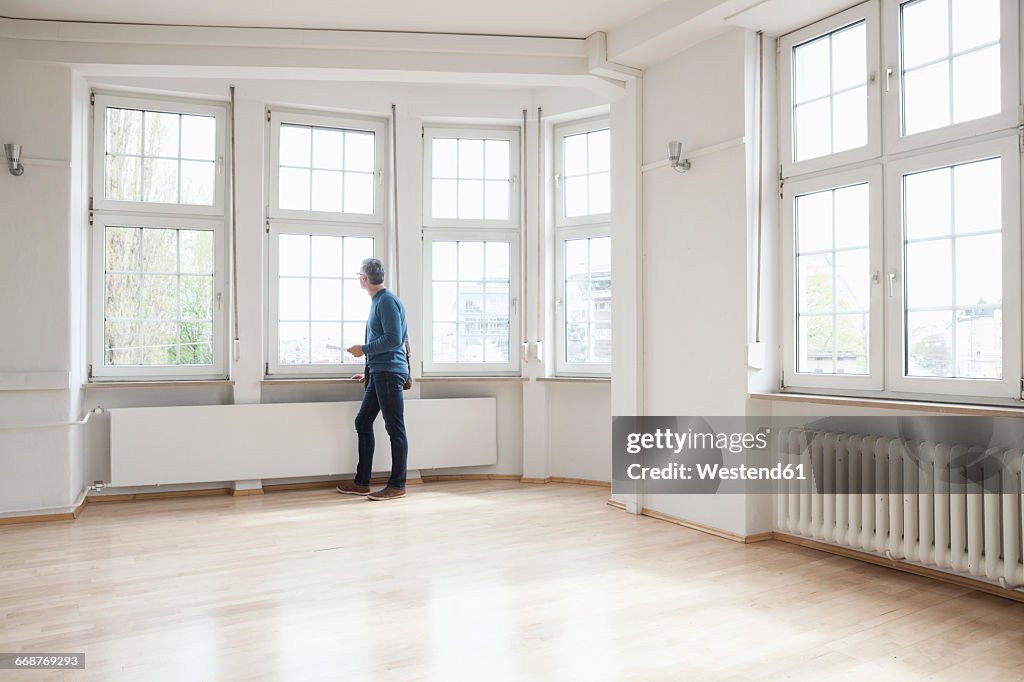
[0,0,671,39]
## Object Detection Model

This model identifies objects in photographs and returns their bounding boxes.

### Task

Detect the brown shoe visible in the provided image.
[367,486,406,501]
[336,481,370,495]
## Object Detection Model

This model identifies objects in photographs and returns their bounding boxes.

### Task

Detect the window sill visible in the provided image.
[85,379,234,389]
[417,376,527,383]
[537,376,610,384]
[261,377,363,386]
[750,391,1024,418]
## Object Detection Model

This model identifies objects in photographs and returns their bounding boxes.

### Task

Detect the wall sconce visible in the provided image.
[668,140,691,173]
[4,144,24,176]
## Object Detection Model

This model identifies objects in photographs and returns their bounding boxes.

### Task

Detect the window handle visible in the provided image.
[377,168,383,186]
[888,272,897,297]
[512,297,518,314]
[554,173,561,187]
[216,292,223,310]
[885,67,893,93]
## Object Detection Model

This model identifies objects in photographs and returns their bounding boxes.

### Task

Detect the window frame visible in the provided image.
[881,0,1020,155]
[265,222,380,378]
[782,166,885,391]
[89,213,228,380]
[267,109,389,225]
[91,93,228,217]
[884,136,1021,398]
[553,117,612,228]
[421,228,521,376]
[779,0,882,178]
[422,125,521,230]
[555,227,613,376]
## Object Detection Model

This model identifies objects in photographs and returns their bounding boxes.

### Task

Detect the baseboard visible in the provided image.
[0,489,90,525]
[89,488,232,503]
[604,500,772,545]
[420,473,522,482]
[519,476,611,487]
[605,498,626,511]
[230,488,264,497]
[771,533,1024,605]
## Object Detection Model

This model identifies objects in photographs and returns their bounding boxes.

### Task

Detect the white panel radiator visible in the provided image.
[777,429,1024,589]
[109,398,497,487]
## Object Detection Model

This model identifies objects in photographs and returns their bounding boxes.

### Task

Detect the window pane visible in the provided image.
[798,254,833,314]
[279,322,310,364]
[432,179,457,219]
[142,275,177,319]
[589,172,611,215]
[458,139,484,178]
[142,321,177,365]
[180,322,213,365]
[484,140,510,180]
[180,229,215,278]
[835,314,868,374]
[279,234,310,276]
[105,274,141,319]
[311,236,343,278]
[458,179,484,219]
[796,190,833,253]
[795,98,831,161]
[904,167,951,240]
[179,276,213,320]
[106,108,142,155]
[433,282,458,322]
[106,227,140,272]
[835,249,870,312]
[955,234,1001,307]
[312,128,344,170]
[485,242,510,280]
[105,155,141,202]
[458,327,485,362]
[588,130,611,174]
[794,35,830,103]
[954,158,1000,234]
[279,167,311,210]
[798,315,834,373]
[566,280,589,323]
[142,228,177,273]
[833,184,869,249]
[279,278,310,320]
[343,322,365,362]
[566,239,589,277]
[311,322,343,364]
[144,111,179,158]
[105,320,140,365]
[591,322,612,364]
[433,138,458,177]
[311,279,342,320]
[564,176,588,218]
[432,241,458,280]
[180,161,214,205]
[904,61,951,135]
[902,0,949,70]
[344,237,375,276]
[181,115,216,161]
[906,240,952,308]
[831,23,866,91]
[433,323,457,362]
[952,46,1000,125]
[566,323,589,364]
[345,132,375,173]
[458,242,485,280]
[832,87,867,154]
[311,170,343,213]
[956,309,1001,378]
[143,158,179,204]
[591,237,611,274]
[952,0,999,52]
[484,181,510,220]
[563,133,588,176]
[280,125,311,167]
[907,310,953,377]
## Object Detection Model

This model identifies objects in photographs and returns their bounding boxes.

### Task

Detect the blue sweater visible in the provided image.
[361,288,408,375]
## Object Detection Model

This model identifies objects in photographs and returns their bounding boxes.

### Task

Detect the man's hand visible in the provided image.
[347,345,364,358]
[351,373,365,382]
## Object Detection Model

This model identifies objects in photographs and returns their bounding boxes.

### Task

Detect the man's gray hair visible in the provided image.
[360,258,385,285]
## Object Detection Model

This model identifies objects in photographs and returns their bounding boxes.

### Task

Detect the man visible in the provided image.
[336,258,409,501]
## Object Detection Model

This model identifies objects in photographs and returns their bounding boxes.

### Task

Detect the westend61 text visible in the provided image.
[626,462,807,481]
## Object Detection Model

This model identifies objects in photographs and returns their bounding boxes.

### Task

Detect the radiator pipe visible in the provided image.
[0,407,103,431]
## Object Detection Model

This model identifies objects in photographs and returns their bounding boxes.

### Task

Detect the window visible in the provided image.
[423,235,520,375]
[423,127,520,228]
[266,110,388,377]
[554,119,611,375]
[780,1,1021,400]
[268,110,387,223]
[421,126,521,375]
[90,94,228,380]
[269,227,375,374]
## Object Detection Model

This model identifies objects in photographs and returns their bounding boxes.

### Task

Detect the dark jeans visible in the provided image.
[354,370,409,490]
